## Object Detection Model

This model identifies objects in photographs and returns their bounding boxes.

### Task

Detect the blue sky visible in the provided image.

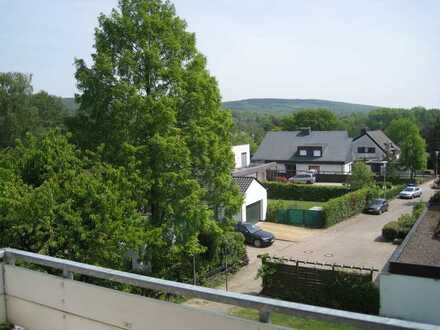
[1,0,439,108]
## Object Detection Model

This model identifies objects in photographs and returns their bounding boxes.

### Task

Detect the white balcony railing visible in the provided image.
[0,248,437,330]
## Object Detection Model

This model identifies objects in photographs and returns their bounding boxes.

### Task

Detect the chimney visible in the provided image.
[361,127,368,135]
[300,127,311,135]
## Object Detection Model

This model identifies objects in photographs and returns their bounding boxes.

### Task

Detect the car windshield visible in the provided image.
[370,199,383,205]
[404,187,415,192]
[243,224,261,233]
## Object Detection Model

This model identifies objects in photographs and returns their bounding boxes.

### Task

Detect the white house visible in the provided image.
[233,176,267,223]
[352,128,400,174]
[232,144,250,169]
[252,129,353,177]
[380,207,440,325]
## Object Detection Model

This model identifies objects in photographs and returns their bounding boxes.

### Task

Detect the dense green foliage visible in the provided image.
[281,108,342,131]
[263,181,350,202]
[223,98,378,114]
[387,118,427,178]
[382,202,426,241]
[0,130,146,269]
[350,162,375,190]
[321,188,371,227]
[0,72,67,148]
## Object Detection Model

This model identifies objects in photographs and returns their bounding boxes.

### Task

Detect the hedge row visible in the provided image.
[321,188,371,227]
[263,181,350,202]
[382,202,426,241]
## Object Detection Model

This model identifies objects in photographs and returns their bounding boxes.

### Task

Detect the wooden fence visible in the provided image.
[259,256,380,315]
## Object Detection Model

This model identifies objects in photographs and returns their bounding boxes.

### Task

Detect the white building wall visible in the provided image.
[232,145,250,169]
[380,272,440,325]
[352,135,385,161]
[236,180,267,223]
[296,163,352,174]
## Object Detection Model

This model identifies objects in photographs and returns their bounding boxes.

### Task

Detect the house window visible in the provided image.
[313,150,321,157]
[299,149,307,156]
[357,147,366,153]
[368,147,375,153]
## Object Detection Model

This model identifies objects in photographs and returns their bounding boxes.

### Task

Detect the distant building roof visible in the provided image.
[388,207,440,279]
[354,129,400,152]
[232,176,255,194]
[252,130,353,163]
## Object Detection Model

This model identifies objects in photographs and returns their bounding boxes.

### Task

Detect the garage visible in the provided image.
[233,176,267,223]
[246,201,262,223]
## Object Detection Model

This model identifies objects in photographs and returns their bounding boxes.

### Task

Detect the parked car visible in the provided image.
[364,198,389,214]
[288,173,316,184]
[399,186,422,199]
[235,223,274,247]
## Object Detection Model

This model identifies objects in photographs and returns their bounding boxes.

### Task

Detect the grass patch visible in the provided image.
[269,199,324,209]
[229,307,360,330]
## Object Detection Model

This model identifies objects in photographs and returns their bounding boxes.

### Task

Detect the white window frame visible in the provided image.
[299,149,307,156]
[313,150,321,157]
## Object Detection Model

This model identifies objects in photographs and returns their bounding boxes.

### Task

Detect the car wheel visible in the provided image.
[254,239,262,248]
[379,209,383,215]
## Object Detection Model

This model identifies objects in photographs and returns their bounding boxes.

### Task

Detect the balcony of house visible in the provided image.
[0,248,437,330]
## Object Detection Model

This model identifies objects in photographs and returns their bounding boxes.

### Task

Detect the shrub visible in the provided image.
[382,202,426,241]
[267,200,288,222]
[321,188,370,227]
[430,191,440,205]
[263,181,350,202]
[382,221,400,241]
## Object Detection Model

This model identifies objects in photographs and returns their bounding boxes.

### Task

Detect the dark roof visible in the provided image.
[252,131,353,163]
[388,207,440,279]
[232,176,255,194]
[354,130,400,152]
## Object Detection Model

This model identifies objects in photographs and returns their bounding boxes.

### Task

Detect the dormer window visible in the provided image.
[313,150,321,157]
[299,149,307,156]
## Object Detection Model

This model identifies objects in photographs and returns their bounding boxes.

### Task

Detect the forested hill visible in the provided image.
[222,98,379,114]
[63,97,378,114]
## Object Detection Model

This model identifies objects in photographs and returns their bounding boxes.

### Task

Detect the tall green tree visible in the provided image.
[350,161,375,190]
[281,108,342,131]
[387,118,427,179]
[69,0,243,276]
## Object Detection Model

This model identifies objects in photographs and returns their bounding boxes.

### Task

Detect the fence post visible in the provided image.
[0,259,6,323]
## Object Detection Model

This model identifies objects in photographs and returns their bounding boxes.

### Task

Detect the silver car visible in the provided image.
[289,173,316,184]
[399,186,422,199]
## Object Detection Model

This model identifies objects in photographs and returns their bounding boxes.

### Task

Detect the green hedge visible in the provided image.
[382,202,426,241]
[430,191,440,205]
[321,188,371,227]
[263,181,350,202]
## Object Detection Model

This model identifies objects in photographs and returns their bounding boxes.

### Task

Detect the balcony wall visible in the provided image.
[4,265,278,330]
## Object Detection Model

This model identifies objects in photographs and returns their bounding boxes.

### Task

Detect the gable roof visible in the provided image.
[232,176,256,194]
[252,131,353,163]
[354,130,400,152]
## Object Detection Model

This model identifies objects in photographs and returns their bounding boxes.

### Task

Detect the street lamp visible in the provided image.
[383,161,388,199]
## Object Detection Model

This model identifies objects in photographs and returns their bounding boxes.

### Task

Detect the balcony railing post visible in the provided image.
[0,256,6,323]
[62,269,74,280]
[259,307,271,323]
